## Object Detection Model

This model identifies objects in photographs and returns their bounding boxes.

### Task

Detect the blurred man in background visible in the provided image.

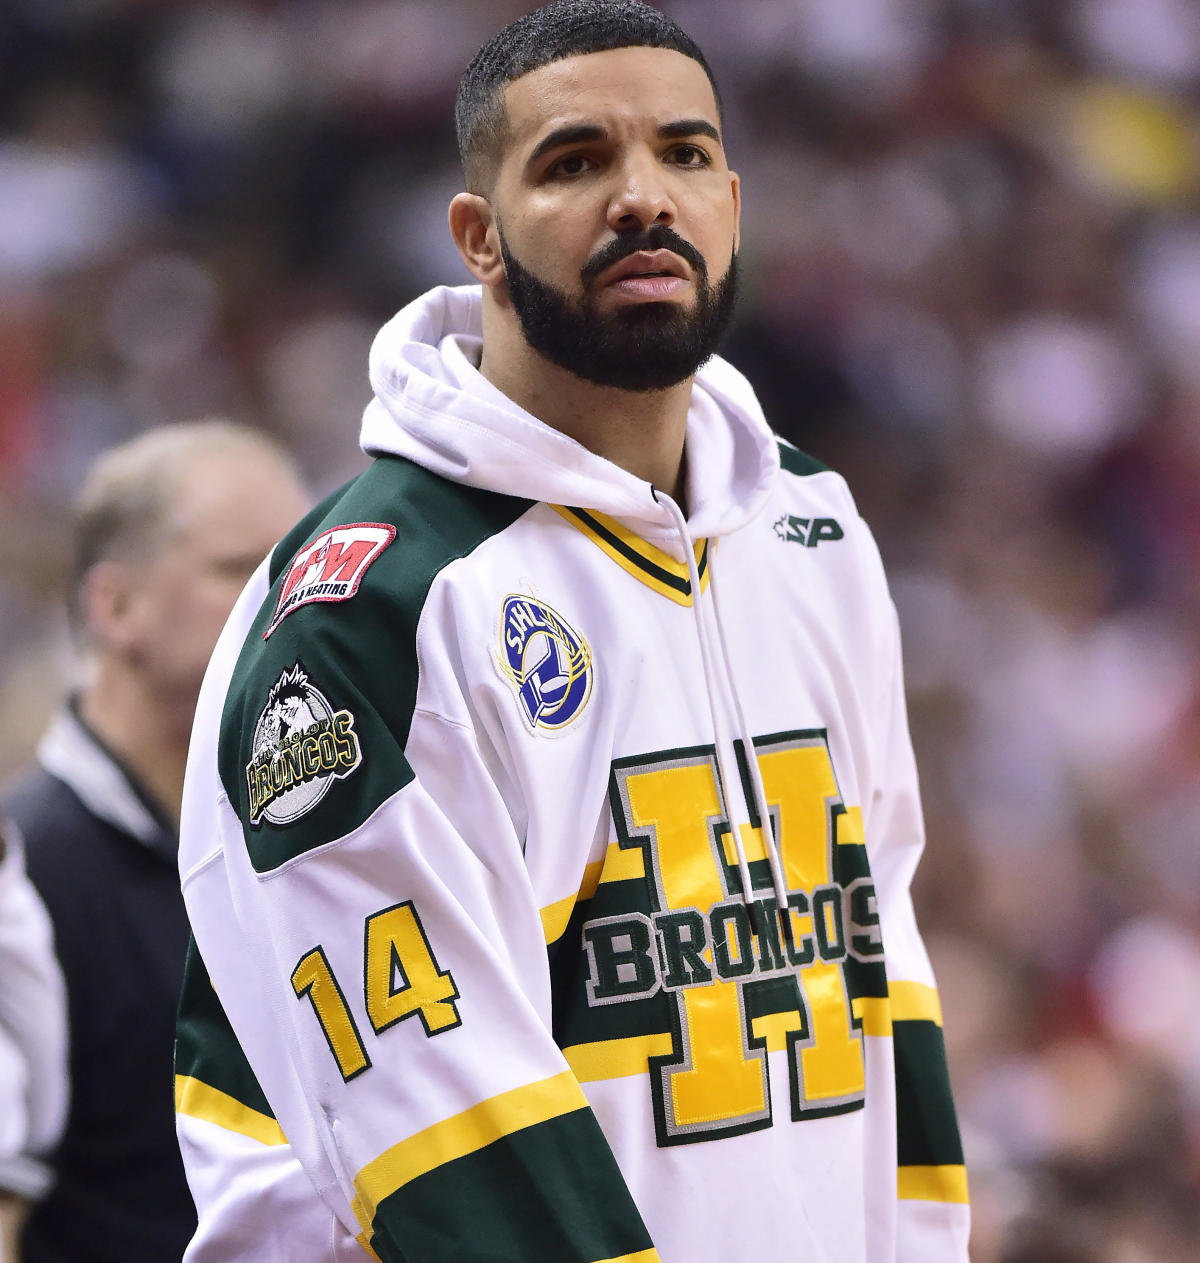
[0,422,309,1263]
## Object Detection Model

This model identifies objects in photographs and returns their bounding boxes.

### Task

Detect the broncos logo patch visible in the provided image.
[497,595,593,731]
[245,663,362,825]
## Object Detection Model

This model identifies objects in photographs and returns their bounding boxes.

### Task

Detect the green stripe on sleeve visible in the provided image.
[369,1107,655,1263]
[893,1018,964,1169]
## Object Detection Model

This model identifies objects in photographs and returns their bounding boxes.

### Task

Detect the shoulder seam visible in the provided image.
[411,704,477,737]
[255,782,416,882]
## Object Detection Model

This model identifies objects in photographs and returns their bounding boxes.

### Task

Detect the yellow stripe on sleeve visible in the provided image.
[173,1074,287,1147]
[351,1070,589,1230]
[595,1250,662,1263]
[898,1164,969,1204]
[889,981,943,1026]
[851,995,892,1037]
[851,983,942,1038]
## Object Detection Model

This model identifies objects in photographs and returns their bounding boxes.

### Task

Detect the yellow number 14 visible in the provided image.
[291,900,461,1082]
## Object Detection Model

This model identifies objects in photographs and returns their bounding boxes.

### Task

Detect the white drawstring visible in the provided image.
[655,491,789,923]
[707,566,793,923]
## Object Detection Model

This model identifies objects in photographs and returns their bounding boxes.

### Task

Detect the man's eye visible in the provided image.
[549,154,593,178]
[669,144,710,167]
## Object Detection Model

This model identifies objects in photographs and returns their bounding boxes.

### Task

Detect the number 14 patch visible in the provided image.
[292,900,462,1082]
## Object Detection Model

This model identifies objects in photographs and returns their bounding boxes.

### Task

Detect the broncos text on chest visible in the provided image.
[582,877,883,1006]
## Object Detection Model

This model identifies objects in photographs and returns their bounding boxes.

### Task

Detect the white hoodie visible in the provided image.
[176,285,969,1263]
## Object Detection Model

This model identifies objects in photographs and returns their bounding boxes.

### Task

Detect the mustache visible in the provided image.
[580,225,708,286]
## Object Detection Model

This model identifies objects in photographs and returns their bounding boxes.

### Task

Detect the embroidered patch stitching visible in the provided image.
[264,523,396,638]
[245,663,362,825]
[497,594,593,732]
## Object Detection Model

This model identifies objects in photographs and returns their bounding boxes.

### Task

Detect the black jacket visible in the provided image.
[2,704,196,1263]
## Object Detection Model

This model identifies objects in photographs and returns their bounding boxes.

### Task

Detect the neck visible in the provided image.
[479,309,692,505]
[77,666,193,831]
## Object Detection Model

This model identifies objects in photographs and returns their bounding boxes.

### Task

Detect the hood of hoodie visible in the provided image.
[360,285,779,551]
[362,286,795,915]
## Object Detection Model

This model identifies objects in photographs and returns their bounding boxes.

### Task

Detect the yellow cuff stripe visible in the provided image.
[890,981,943,1025]
[351,1069,589,1229]
[595,1251,662,1263]
[173,1074,287,1147]
[851,983,943,1038]
[852,996,892,1037]
[898,1164,969,1204]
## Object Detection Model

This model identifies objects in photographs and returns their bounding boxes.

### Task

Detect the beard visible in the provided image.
[497,223,738,393]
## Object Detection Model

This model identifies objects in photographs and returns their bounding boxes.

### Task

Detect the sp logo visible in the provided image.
[773,514,844,547]
[497,595,593,731]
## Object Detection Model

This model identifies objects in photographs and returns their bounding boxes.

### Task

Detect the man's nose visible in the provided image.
[606,151,677,233]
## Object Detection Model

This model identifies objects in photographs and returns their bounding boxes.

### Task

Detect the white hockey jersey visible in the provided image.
[175,284,970,1262]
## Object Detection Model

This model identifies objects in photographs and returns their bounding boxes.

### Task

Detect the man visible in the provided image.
[176,3,971,1260]
[2,422,310,1263]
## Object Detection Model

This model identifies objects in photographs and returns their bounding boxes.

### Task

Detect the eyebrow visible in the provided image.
[526,117,722,167]
[658,118,721,144]
[527,124,606,166]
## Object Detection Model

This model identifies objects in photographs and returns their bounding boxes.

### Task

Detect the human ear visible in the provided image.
[77,560,139,652]
[448,193,506,288]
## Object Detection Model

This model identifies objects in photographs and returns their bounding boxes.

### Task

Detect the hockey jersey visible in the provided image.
[175,284,970,1262]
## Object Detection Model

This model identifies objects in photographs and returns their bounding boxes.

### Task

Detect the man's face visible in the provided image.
[118,450,309,722]
[488,45,741,391]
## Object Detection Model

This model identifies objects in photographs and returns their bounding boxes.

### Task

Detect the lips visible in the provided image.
[597,250,690,287]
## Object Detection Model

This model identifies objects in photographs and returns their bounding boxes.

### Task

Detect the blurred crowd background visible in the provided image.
[1,0,1198,1258]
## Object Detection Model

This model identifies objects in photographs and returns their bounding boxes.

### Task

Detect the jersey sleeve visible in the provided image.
[856,526,971,1261]
[174,937,366,1263]
[179,555,658,1263]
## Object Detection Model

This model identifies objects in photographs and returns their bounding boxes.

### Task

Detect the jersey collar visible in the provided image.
[37,700,177,863]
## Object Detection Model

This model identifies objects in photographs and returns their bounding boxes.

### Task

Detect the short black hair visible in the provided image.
[455,0,721,193]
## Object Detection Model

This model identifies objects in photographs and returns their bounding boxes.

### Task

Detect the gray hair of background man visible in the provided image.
[68,420,298,632]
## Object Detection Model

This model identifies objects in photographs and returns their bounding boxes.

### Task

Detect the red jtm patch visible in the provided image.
[264,522,396,638]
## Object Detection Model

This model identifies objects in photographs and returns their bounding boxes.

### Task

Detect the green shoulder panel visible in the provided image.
[218,455,535,873]
[776,440,831,478]
[266,476,360,587]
